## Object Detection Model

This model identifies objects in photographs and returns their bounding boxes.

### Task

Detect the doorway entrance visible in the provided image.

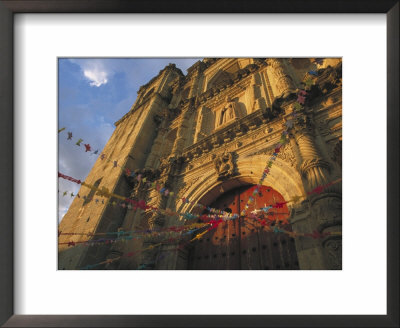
[188,185,299,270]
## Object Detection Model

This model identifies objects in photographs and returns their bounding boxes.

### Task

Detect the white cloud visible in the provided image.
[69,59,110,87]
[83,67,108,87]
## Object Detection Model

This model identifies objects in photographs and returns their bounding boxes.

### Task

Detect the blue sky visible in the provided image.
[58,58,200,222]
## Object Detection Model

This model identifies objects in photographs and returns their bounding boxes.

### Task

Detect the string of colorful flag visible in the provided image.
[58,60,323,208]
[59,207,291,248]
[61,213,342,250]
[58,176,341,250]
[58,208,290,240]
[58,168,340,231]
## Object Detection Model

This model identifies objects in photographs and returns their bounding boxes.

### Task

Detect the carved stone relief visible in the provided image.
[278,143,297,167]
[213,151,237,180]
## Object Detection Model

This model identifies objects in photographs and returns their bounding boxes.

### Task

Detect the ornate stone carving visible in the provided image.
[278,144,297,167]
[213,151,237,180]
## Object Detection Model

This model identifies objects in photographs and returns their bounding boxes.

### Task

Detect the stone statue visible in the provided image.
[217,96,240,127]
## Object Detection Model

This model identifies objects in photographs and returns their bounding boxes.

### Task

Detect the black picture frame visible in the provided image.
[0,1,398,327]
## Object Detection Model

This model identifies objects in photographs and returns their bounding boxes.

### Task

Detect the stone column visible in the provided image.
[293,112,331,190]
[291,111,342,269]
[266,59,296,97]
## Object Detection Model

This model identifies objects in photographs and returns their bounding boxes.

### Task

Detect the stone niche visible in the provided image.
[215,96,241,129]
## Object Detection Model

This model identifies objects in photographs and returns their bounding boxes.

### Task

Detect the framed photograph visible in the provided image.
[1,1,398,327]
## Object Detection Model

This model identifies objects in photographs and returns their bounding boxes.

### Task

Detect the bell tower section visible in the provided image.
[58,64,184,269]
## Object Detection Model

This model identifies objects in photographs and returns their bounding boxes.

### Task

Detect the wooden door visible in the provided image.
[188,185,299,270]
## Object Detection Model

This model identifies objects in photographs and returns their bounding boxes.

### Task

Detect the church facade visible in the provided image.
[58,58,342,270]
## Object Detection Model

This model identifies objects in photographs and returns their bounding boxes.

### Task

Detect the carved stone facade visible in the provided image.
[59,58,342,270]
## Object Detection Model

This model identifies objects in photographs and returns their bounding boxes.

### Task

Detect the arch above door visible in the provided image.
[176,155,305,217]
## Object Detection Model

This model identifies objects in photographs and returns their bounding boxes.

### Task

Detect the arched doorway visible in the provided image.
[188,185,299,270]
